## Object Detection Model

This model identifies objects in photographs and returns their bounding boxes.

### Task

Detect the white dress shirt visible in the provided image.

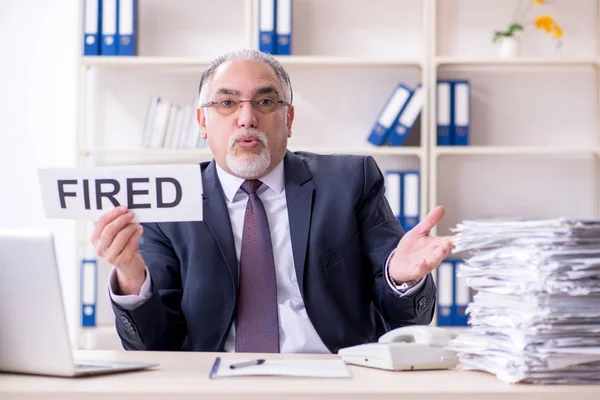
[109,159,424,353]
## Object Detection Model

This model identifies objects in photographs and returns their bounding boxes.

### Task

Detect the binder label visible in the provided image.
[84,0,99,35]
[119,0,134,35]
[379,88,410,129]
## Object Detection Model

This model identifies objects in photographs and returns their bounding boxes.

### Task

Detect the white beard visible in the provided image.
[226,129,271,179]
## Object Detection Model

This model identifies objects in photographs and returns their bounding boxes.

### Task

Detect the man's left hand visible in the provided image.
[388,205,455,284]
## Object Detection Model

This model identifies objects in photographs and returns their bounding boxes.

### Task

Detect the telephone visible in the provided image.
[338,325,459,371]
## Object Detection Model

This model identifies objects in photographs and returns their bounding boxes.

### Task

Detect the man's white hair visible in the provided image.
[197,49,293,107]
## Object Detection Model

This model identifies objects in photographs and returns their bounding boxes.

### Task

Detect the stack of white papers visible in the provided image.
[447,218,600,384]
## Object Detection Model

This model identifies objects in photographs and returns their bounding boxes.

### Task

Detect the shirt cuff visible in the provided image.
[384,249,425,297]
[108,266,152,310]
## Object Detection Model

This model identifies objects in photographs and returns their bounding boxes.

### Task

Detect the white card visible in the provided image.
[38,164,203,222]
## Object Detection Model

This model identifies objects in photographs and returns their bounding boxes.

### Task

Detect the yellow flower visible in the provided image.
[553,26,563,38]
[534,15,563,39]
[535,15,554,33]
[533,0,545,4]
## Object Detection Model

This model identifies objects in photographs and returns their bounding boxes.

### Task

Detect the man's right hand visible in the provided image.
[91,206,146,296]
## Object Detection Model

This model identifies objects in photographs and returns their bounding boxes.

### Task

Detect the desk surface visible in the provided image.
[1,350,599,400]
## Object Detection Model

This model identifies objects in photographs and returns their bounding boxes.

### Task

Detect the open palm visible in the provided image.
[388,206,455,283]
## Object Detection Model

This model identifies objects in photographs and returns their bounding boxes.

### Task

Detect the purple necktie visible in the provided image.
[235,179,280,353]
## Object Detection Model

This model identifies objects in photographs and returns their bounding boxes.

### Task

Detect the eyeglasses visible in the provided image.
[201,97,291,116]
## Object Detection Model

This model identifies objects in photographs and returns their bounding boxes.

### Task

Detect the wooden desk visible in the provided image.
[1,350,599,400]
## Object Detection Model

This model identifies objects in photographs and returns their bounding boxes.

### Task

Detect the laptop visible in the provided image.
[0,229,158,377]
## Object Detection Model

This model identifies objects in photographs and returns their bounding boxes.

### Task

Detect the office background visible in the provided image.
[1,0,599,350]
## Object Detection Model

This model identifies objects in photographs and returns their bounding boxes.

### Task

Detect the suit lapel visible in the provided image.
[284,151,314,297]
[201,160,238,290]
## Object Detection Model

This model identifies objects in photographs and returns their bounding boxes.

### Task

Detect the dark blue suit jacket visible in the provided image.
[112,151,436,353]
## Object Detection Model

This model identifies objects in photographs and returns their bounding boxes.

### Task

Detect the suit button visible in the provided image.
[417,298,427,310]
[120,316,135,330]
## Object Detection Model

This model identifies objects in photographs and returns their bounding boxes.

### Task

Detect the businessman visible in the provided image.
[91,49,455,354]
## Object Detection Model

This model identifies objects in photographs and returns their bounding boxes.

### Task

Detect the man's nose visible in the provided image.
[237,102,258,129]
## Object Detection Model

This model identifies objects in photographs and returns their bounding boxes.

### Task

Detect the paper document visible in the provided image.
[38,164,203,222]
[447,217,600,384]
[209,357,351,379]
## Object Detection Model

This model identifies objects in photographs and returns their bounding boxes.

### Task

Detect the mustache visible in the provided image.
[229,128,268,148]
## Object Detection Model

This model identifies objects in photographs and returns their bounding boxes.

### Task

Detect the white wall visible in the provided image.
[0,1,79,342]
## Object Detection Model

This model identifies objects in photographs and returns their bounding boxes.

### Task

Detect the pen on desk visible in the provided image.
[209,357,221,379]
[229,359,266,369]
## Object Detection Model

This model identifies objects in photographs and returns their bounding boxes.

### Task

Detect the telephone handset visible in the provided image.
[338,325,459,371]
[378,325,455,347]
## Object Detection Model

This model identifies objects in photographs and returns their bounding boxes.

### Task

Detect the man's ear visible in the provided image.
[286,105,294,138]
[197,108,208,140]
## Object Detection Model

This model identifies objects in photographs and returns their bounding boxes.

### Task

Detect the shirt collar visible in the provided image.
[215,158,285,203]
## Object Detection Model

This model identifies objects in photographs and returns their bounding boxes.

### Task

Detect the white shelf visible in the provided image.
[81,56,422,69]
[79,148,213,157]
[79,146,423,158]
[435,56,599,67]
[274,56,422,67]
[435,146,598,156]
[81,56,213,68]
[291,146,422,156]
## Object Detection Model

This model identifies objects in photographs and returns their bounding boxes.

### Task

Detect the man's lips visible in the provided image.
[236,136,261,149]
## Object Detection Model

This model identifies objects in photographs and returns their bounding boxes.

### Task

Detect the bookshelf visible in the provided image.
[75,0,600,349]
[434,146,597,156]
[435,56,599,66]
[80,146,424,157]
[82,56,423,68]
